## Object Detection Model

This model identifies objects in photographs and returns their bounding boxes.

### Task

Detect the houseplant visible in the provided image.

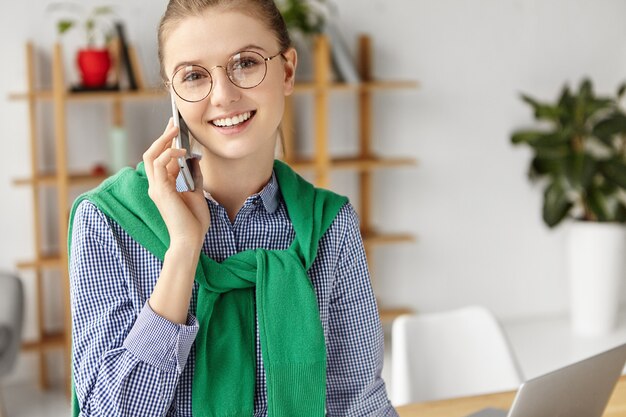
[511,78,626,336]
[277,0,330,36]
[47,3,116,88]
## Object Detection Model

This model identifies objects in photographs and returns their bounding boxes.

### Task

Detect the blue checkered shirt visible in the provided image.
[70,171,398,417]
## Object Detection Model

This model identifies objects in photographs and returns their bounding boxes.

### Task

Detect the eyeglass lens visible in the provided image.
[172,51,269,102]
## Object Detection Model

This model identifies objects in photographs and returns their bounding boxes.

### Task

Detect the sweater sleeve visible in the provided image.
[324,204,399,417]
[70,200,198,417]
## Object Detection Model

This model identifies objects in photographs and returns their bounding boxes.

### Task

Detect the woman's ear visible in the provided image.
[282,47,298,96]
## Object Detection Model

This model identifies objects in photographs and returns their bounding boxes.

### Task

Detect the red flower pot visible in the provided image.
[77,48,111,88]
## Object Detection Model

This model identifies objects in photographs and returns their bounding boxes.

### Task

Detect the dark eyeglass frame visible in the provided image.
[166,50,285,103]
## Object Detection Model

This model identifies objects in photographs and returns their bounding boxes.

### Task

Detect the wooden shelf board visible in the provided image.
[8,88,167,102]
[14,172,109,187]
[363,232,416,246]
[333,156,417,170]
[289,156,416,171]
[291,80,419,94]
[10,80,417,100]
[379,307,413,323]
[22,331,66,352]
[17,254,62,270]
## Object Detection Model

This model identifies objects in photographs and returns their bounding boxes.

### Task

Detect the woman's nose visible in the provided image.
[209,67,240,107]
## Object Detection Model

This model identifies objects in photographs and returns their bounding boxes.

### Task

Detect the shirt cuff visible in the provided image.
[123,301,199,374]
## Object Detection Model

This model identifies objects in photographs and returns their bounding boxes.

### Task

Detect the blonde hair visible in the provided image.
[157,0,292,80]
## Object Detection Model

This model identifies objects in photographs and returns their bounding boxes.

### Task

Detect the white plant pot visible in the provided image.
[566,221,626,337]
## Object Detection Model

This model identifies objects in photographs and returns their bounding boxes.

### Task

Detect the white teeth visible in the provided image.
[212,111,252,127]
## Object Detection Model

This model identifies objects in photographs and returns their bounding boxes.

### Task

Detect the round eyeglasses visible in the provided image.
[168,50,284,103]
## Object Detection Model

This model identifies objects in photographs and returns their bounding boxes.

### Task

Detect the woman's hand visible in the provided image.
[143,119,210,250]
[144,119,210,323]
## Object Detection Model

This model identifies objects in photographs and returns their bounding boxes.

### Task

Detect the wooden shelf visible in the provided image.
[363,232,416,247]
[281,34,418,328]
[289,156,416,171]
[379,307,413,323]
[293,80,419,94]
[8,80,417,102]
[14,171,108,187]
[22,331,65,352]
[16,254,62,270]
[8,88,167,102]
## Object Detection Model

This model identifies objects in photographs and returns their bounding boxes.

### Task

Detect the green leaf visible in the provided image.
[585,97,614,121]
[530,155,565,178]
[592,113,626,146]
[556,86,575,126]
[566,153,596,190]
[543,180,573,227]
[601,158,626,189]
[586,184,610,221]
[57,20,74,34]
[578,78,593,100]
[93,6,114,16]
[618,83,626,99]
[512,129,572,161]
[511,130,545,145]
[614,202,626,222]
[511,129,570,146]
[520,94,562,122]
[280,0,325,34]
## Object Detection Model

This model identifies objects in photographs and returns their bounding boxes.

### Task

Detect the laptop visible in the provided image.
[467,342,626,417]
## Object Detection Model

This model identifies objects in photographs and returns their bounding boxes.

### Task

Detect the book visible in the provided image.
[324,19,360,84]
[128,45,146,90]
[114,22,138,90]
[70,84,119,92]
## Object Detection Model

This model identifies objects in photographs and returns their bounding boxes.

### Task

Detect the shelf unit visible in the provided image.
[9,34,417,389]
[282,34,418,320]
[9,42,169,390]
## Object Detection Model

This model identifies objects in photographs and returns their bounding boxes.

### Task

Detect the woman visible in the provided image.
[69,0,397,415]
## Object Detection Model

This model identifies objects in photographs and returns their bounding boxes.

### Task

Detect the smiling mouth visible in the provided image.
[210,111,255,128]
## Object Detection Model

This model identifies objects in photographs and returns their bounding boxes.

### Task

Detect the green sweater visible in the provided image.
[68,160,348,417]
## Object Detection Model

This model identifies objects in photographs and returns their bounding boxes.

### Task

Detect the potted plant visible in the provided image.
[278,0,360,84]
[48,3,116,88]
[511,78,626,336]
[277,0,329,36]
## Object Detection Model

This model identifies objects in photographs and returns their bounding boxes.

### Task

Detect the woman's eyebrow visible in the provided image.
[170,60,203,74]
[235,44,269,53]
[169,44,271,74]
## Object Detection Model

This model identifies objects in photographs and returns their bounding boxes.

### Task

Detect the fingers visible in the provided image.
[143,118,178,180]
[152,147,187,187]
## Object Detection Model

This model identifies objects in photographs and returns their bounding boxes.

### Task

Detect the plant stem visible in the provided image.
[572,134,584,153]
[582,197,596,221]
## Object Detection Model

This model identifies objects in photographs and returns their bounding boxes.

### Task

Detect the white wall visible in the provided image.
[2,0,626,382]
[326,0,626,320]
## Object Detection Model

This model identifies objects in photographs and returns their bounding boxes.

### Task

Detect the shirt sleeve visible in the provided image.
[70,200,199,417]
[324,204,399,417]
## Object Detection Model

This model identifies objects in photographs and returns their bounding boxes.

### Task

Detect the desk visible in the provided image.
[396,375,626,417]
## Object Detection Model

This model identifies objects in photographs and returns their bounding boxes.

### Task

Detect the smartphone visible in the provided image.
[170,92,195,192]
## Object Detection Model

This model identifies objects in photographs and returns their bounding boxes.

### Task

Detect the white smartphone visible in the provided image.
[170,92,195,192]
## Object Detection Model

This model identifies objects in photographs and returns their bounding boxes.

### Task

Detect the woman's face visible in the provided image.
[163,9,296,164]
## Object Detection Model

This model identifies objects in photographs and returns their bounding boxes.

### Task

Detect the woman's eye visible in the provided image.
[234,58,261,71]
[182,71,207,83]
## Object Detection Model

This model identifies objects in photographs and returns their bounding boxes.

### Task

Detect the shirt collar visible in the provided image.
[257,170,280,213]
[202,169,280,214]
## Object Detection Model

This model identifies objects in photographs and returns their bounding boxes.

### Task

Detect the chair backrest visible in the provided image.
[391,305,523,406]
[0,273,24,377]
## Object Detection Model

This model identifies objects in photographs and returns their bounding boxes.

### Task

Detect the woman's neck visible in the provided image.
[199,155,274,222]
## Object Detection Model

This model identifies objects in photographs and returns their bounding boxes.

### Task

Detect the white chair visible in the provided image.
[0,273,24,417]
[391,305,523,406]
